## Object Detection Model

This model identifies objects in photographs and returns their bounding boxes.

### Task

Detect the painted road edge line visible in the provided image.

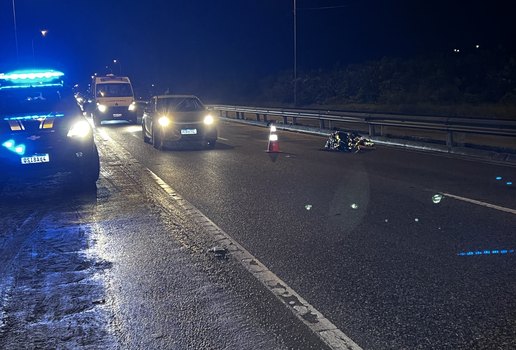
[147,169,363,350]
[441,192,516,215]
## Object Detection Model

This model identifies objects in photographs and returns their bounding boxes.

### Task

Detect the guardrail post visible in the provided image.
[446,131,454,149]
[263,114,268,123]
[319,119,325,129]
[256,113,261,121]
[225,111,229,118]
[328,120,333,130]
[283,116,288,124]
[219,110,223,118]
[369,124,376,137]
[292,117,298,125]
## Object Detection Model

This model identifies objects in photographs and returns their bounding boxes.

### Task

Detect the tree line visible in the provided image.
[250,51,516,117]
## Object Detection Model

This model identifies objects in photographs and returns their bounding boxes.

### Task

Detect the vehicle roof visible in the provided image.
[155,94,199,98]
[94,76,131,83]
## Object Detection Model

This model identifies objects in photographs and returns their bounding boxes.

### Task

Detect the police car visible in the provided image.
[0,69,100,188]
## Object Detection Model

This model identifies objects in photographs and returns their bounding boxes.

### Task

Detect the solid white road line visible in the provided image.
[147,169,363,350]
[441,192,516,215]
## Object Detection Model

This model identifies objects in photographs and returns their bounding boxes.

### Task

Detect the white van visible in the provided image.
[90,74,137,126]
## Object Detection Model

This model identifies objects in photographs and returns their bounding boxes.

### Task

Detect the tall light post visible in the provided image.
[293,0,297,107]
[12,0,19,61]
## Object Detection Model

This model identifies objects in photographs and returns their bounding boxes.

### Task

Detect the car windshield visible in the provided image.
[0,87,77,115]
[96,83,133,98]
[157,97,204,112]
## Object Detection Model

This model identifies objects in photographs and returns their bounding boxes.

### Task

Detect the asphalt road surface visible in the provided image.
[101,119,515,350]
[1,118,514,349]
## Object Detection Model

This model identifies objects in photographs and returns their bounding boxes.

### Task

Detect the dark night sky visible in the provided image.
[1,0,515,99]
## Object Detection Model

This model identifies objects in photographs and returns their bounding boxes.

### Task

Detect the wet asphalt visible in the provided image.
[1,119,514,349]
[100,120,516,350]
[0,126,331,349]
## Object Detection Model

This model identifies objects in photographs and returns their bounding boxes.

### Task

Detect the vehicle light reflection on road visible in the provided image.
[457,249,515,257]
[494,176,512,186]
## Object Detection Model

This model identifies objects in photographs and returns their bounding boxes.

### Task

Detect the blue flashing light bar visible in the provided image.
[3,113,65,121]
[0,69,64,81]
[0,69,65,90]
[2,139,26,156]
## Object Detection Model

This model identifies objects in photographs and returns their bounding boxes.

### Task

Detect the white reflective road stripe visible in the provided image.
[442,192,516,215]
[147,169,363,350]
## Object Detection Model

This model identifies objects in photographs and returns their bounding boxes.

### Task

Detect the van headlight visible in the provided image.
[203,115,214,125]
[97,104,107,113]
[128,102,136,111]
[67,120,92,138]
[158,116,171,127]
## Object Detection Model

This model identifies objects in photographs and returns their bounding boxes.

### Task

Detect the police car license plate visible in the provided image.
[181,128,197,135]
[113,113,123,117]
[21,154,50,164]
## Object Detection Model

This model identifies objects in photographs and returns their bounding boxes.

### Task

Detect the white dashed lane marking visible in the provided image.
[441,192,516,215]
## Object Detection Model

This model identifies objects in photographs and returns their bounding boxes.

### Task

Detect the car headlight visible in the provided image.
[67,120,92,138]
[128,102,136,111]
[158,116,171,127]
[97,104,107,113]
[2,139,26,155]
[203,115,214,125]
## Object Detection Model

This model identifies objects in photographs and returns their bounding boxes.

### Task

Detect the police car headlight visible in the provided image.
[97,104,107,113]
[128,102,136,111]
[2,139,26,155]
[203,115,214,125]
[158,116,171,127]
[67,120,92,138]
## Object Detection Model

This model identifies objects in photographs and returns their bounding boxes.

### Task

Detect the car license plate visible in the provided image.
[181,128,197,135]
[113,113,123,117]
[21,154,50,164]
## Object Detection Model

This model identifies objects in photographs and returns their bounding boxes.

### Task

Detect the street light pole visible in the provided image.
[293,0,297,107]
[12,0,19,61]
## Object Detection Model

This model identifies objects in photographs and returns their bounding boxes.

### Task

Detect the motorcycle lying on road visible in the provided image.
[324,130,375,153]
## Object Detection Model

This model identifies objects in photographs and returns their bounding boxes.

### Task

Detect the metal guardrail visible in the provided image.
[209,105,516,150]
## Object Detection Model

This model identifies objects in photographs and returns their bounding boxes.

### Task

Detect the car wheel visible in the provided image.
[92,115,101,127]
[152,126,163,150]
[142,123,150,143]
[76,147,100,191]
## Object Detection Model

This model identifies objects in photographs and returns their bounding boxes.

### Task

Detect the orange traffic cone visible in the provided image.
[267,133,280,153]
[267,124,280,153]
